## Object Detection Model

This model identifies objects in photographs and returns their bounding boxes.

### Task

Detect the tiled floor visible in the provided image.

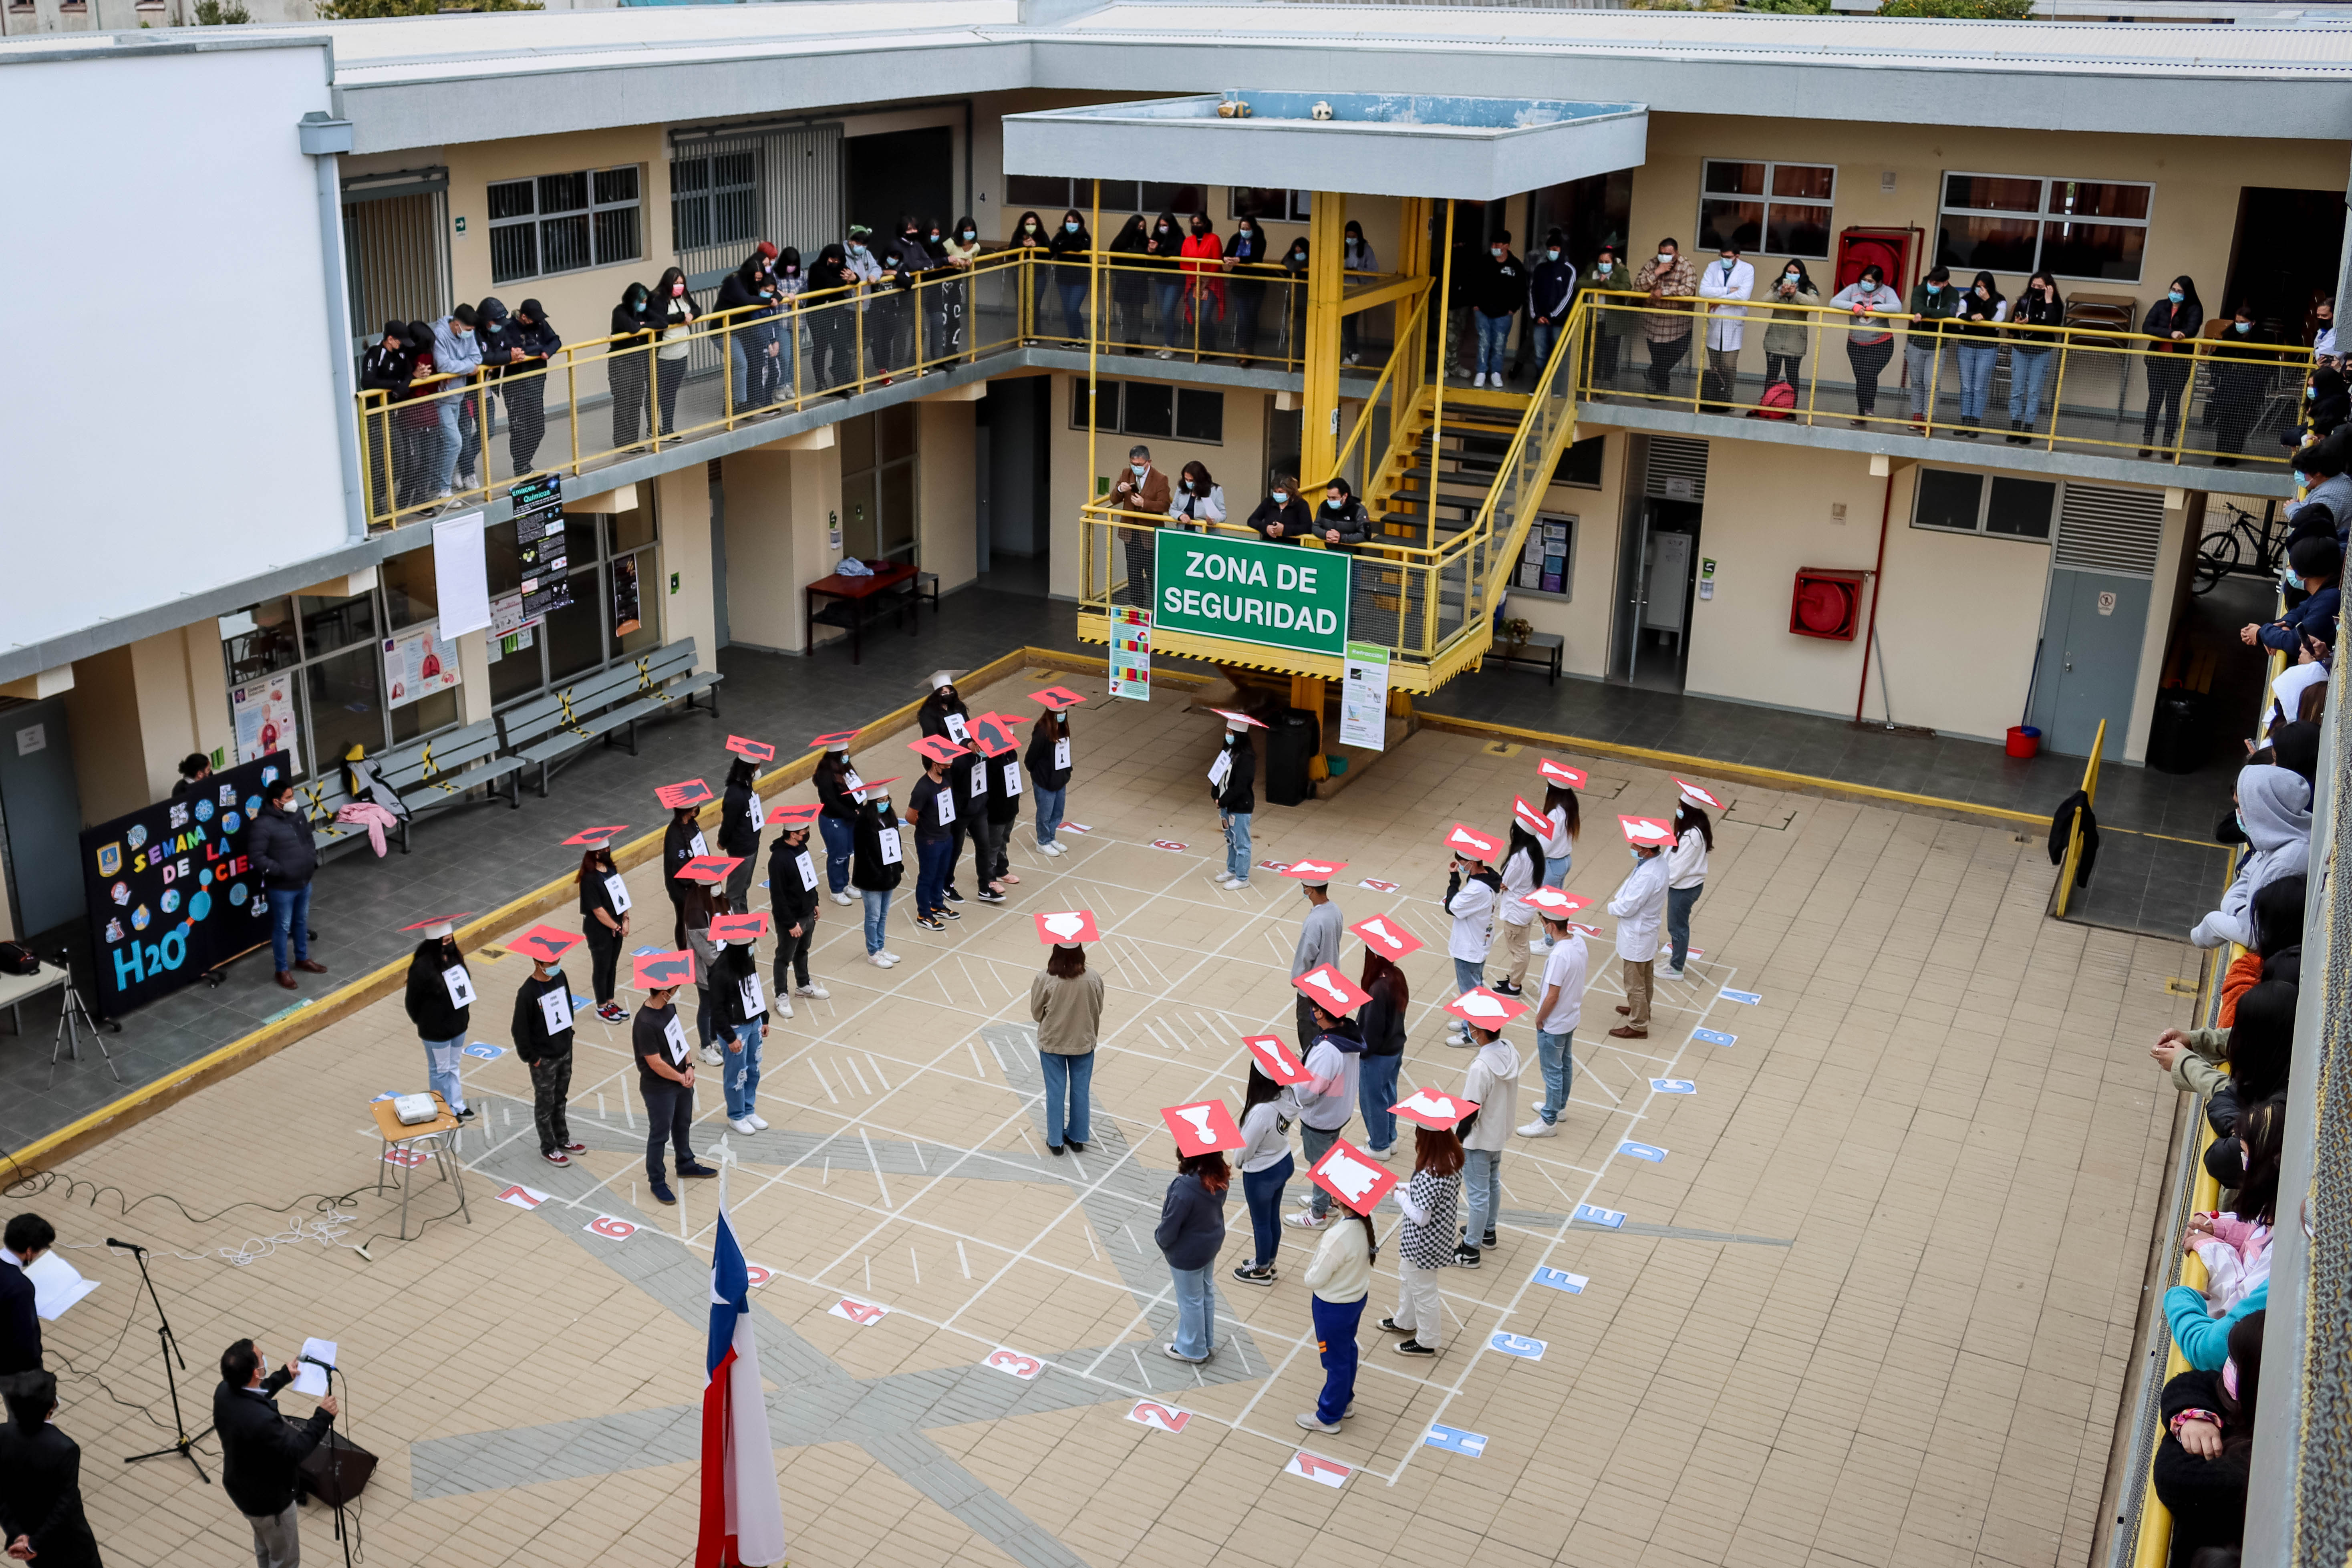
[29,666,2190,1568]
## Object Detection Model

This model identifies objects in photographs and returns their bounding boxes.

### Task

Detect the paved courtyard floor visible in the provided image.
[22,664,2192,1568]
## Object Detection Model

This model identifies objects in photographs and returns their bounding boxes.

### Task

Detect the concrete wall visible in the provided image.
[918,397,980,594]
[655,465,717,670]
[62,623,242,827]
[1491,430,1630,680]
[720,436,845,654]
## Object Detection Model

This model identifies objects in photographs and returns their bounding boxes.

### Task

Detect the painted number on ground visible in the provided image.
[830,1297,890,1326]
[1149,840,1188,852]
[1425,1424,1488,1456]
[1128,1401,1189,1432]
[1357,878,1399,893]
[384,1148,429,1169]
[1490,1332,1547,1360]
[495,1184,549,1210]
[744,1264,773,1289]
[584,1214,636,1240]
[985,1349,1042,1380]
[1285,1451,1351,1488]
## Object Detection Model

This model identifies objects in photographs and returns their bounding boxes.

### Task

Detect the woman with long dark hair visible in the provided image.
[1026,704,1073,854]
[1662,791,1714,980]
[1156,1150,1230,1363]
[803,243,859,392]
[683,882,727,1064]
[1297,1202,1377,1434]
[576,836,632,1024]
[2209,300,2281,465]
[1225,211,1272,368]
[609,280,656,448]
[662,799,709,950]
[2006,270,2064,442]
[709,926,768,1135]
[1230,1066,1294,1285]
[1213,723,1256,890]
[2185,1094,2282,1311]
[650,265,699,436]
[813,741,863,903]
[718,755,762,912]
[1540,779,1581,892]
[1048,209,1092,343]
[1379,1123,1462,1357]
[1494,820,1542,997]
[2141,274,2204,453]
[1106,213,1152,351]
[2153,1310,2263,1559]
[1146,211,1185,356]
[1011,209,1049,343]
[1030,939,1104,1153]
[1355,950,1409,1158]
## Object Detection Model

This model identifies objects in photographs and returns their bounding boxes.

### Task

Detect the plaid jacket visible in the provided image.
[1632,256,1698,340]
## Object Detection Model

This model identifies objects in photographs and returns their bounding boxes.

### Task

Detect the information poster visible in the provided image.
[510,473,574,623]
[1339,641,1389,751]
[81,752,288,1018]
[230,678,301,775]
[384,623,461,709]
[1109,606,1152,701]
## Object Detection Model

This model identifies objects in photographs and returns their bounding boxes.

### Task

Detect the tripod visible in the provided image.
[117,1240,212,1482]
[47,957,121,1089]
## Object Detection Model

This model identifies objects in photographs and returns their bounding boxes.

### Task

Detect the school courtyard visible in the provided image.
[27,664,2188,1568]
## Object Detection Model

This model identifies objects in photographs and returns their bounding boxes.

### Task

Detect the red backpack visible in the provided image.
[1756,379,1797,421]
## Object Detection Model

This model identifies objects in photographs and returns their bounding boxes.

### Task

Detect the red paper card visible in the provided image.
[632,949,696,988]
[1029,686,1088,711]
[1619,815,1675,847]
[656,779,713,809]
[1033,910,1100,944]
[1444,987,1529,1028]
[560,824,628,846]
[1349,913,1423,960]
[710,912,771,942]
[1444,822,1502,860]
[675,855,742,884]
[725,735,777,762]
[510,924,584,962]
[1390,1087,1479,1130]
[1293,964,1372,1015]
[1241,1034,1311,1086]
[1309,1137,1397,1216]
[1538,757,1587,789]
[1279,856,1349,882]
[1160,1100,1246,1157]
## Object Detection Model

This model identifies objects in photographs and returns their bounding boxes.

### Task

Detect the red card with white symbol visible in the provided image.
[1674,777,1726,810]
[1444,986,1528,1028]
[1390,1087,1479,1131]
[725,735,777,762]
[400,911,474,932]
[1619,815,1675,847]
[971,713,1020,755]
[767,803,822,827]
[848,776,900,799]
[1349,913,1423,960]
[1033,910,1099,944]
[561,824,628,846]
[1538,757,1587,789]
[710,912,771,943]
[1293,964,1371,1015]
[1241,1034,1312,1086]
[632,949,696,988]
[909,735,965,766]
[675,855,741,884]
[1279,856,1349,882]
[1160,1100,1246,1157]
[1444,821,1502,860]
[510,924,584,962]
[1512,796,1551,836]
[656,779,714,809]
[810,729,862,749]
[1029,686,1087,711]
[1522,886,1591,918]
[1309,1137,1398,1216]
[1210,708,1266,729]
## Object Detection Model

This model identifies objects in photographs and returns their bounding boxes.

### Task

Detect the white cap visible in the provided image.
[422,920,455,939]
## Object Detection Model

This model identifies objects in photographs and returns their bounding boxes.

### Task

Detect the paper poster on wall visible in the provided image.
[230,680,301,775]
[433,511,492,638]
[613,555,642,638]
[383,624,461,710]
[1109,606,1152,701]
[1339,641,1389,751]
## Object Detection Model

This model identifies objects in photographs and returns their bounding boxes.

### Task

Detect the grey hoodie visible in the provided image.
[2192,764,2312,949]
[1461,1035,1523,1153]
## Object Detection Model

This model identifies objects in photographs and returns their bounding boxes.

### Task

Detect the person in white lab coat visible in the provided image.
[1493,822,1541,996]
[1443,847,1502,1046]
[1697,242,1756,412]
[1661,789,1714,980]
[1607,829,1671,1038]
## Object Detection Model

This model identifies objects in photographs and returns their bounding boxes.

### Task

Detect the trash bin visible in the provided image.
[1266,709,1319,806]
[2147,692,2204,775]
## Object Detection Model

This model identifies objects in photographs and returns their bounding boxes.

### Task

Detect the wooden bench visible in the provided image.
[496,638,725,796]
[1486,631,1565,684]
[374,720,525,853]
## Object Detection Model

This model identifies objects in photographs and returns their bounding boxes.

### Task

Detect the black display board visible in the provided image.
[511,473,573,622]
[79,751,289,1016]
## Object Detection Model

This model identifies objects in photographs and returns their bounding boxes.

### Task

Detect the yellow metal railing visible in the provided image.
[2051,717,2107,918]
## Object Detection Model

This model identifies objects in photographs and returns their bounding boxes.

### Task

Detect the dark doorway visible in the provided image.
[1612,497,1704,691]
[846,127,954,242]
[2224,187,2345,337]
[1531,169,1635,272]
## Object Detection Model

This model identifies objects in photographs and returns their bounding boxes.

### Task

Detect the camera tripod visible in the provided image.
[47,956,121,1089]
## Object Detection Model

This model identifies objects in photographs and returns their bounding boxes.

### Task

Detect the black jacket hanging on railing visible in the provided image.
[2048,790,2099,886]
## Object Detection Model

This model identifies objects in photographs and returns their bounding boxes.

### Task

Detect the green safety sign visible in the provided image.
[1151,531,1350,656]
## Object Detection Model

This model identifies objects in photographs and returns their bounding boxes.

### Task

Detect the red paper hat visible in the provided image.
[1675,777,1726,811]
[810,729,861,750]
[1511,796,1551,837]
[400,912,474,933]
[509,924,584,962]
[1522,886,1591,919]
[1029,686,1087,711]
[560,824,629,847]
[1277,856,1349,884]
[971,713,1020,754]
[1160,1100,1246,1157]
[1033,909,1100,944]
[1444,986,1529,1029]
[1293,964,1372,1016]
[675,855,743,884]
[710,912,771,943]
[656,779,714,809]
[767,803,822,827]
[1444,822,1502,861]
[848,777,901,799]
[1209,708,1267,729]
[725,735,777,763]
[1241,1033,1312,1086]
[1390,1087,1479,1131]
[909,735,965,766]
[1349,913,1424,960]
[1620,815,1676,847]
[1537,757,1587,789]
[1310,1137,1398,1216]
[632,949,696,988]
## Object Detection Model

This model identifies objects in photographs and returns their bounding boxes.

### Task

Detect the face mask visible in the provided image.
[1064,221,1079,233]
[928,231,941,242]
[672,283,685,296]
[1862,277,1881,290]
[1656,253,1673,266]
[1785,272,1800,283]
[2235,811,2247,837]
[2309,386,2318,399]
[457,326,473,337]
[960,230,975,242]
[2236,322,2253,334]
[1194,223,1208,236]
[785,266,799,277]
[1225,730,1240,741]
[1721,259,1735,272]
[1239,225,1254,238]
[1131,464,1147,478]
[1630,848,1641,862]
[1547,250,1561,262]
[851,244,867,257]
[1325,499,1343,511]
[1272,491,1289,504]
[2169,290,2184,303]
[1024,221,1038,233]
[1492,250,1506,262]
[1925,283,1941,294]
[1597,262,1613,275]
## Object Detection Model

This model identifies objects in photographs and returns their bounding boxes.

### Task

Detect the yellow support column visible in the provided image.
[1290,673,1326,715]
[1302,193,1348,485]
[1394,196,1431,411]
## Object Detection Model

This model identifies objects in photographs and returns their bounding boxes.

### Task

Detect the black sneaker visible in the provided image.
[1231,1264,1277,1287]
[1491,980,1523,997]
[1066,1140,1086,1153]
[916,914,945,932]
[1395,1339,1438,1357]
[650,1182,678,1206]
[944,887,965,904]
[1453,1244,1481,1269]
[939,907,961,920]
[1377,1316,1411,1335]
[677,1162,720,1179]
[977,889,1006,904]
[1482,1230,1498,1250]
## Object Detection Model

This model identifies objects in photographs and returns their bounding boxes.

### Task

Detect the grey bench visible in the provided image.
[1487,631,1564,684]
[374,720,525,853]
[497,638,724,796]
[291,774,374,861]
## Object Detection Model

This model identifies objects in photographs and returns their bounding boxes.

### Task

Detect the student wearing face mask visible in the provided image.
[1280,238,1311,359]
[361,321,413,517]
[1633,239,1696,395]
[1828,263,1903,425]
[1466,230,1524,388]
[1011,209,1050,342]
[2312,294,2339,366]
[1108,443,1171,606]
[1903,265,1962,429]
[427,302,485,505]
[1225,213,1272,366]
[2141,276,2204,453]
[1049,210,1093,343]
[1168,460,1226,532]
[1950,271,2008,435]
[1106,214,1153,351]
[650,266,699,436]
[1182,213,1226,357]
[1339,219,1377,364]
[577,838,632,1025]
[610,282,657,447]
[2005,270,2064,443]
[1585,244,1627,384]
[1247,476,1311,544]
[1526,229,1577,375]
[803,243,858,393]
[942,215,981,357]
[1759,260,1819,396]
[1145,211,1187,357]
[1213,726,1256,890]
[851,786,906,967]
[717,248,776,415]
[768,246,804,400]
[2209,303,2279,465]
[1696,241,1755,411]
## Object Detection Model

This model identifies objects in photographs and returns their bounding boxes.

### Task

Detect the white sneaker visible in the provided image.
[747,1113,770,1131]
[699,1045,724,1066]
[1657,967,1686,982]
[1366,1145,1395,1162]
[795,983,831,1000]
[1516,1118,1558,1139]
[1474,372,1487,388]
[868,952,894,968]
[458,470,478,489]
[880,950,901,963]
[1284,1210,1332,1230]
[1043,843,1065,856]
[729,1117,758,1135]
[777,997,794,1018]
[433,485,453,502]
[832,891,854,906]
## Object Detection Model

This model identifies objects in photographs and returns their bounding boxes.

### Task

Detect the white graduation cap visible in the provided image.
[1210,708,1267,730]
[925,669,965,692]
[1674,777,1726,811]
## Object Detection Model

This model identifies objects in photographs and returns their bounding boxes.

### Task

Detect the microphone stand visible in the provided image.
[115,1240,212,1482]
[304,1357,356,1568]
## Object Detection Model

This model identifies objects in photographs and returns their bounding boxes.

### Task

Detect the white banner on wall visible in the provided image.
[1339,641,1389,751]
[384,623,461,710]
[433,511,492,638]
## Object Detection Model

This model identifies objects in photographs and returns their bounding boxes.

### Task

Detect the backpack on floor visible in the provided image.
[1755,379,1797,421]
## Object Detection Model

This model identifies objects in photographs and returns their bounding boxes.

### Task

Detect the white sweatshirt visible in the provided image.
[1446,874,1498,961]
[1499,847,1538,927]
[1667,826,1709,890]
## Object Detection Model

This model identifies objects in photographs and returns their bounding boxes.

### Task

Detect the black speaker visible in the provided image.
[1265,709,1318,807]
[285,1418,378,1507]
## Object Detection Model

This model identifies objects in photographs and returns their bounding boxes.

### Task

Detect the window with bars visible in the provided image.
[1937,173,2152,283]
[1698,161,1835,260]
[487,166,643,286]
[671,150,759,254]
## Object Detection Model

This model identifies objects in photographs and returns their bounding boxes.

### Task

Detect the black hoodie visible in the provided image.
[476,297,519,378]
[612,284,655,347]
[511,966,574,1064]
[362,321,413,397]
[851,803,906,892]
[768,833,822,924]
[511,299,561,364]
[404,938,472,1040]
[664,815,708,903]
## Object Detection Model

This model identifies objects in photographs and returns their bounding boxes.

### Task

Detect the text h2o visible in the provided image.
[112,924,189,988]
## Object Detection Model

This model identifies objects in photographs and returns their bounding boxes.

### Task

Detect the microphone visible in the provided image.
[107,1238,147,1254]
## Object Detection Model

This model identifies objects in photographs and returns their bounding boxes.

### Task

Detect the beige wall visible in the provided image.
[1491,431,1630,680]
[918,399,980,594]
[720,436,845,653]
[63,624,239,828]
[655,466,717,671]
[1046,372,1270,600]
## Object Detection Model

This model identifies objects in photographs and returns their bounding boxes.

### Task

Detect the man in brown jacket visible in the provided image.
[1110,442,1173,610]
[1633,238,1698,396]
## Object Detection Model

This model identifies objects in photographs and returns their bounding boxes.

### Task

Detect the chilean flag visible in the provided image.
[697,1204,788,1568]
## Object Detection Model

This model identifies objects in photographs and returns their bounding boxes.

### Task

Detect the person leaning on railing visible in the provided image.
[1631,240,1696,395]
[1185,213,1229,357]
[1107,215,1152,352]
[1758,260,1820,399]
[803,244,858,393]
[1047,211,1093,344]
[1827,264,1905,426]
[1902,266,1963,431]
[609,280,657,448]
[1245,479,1311,545]
[649,267,699,436]
[2004,271,2064,444]
[717,247,779,414]
[427,303,486,500]
[1145,213,1186,358]
[1585,245,1627,386]
[2208,304,2283,466]
[1225,215,1274,368]
[360,320,413,517]
[942,218,981,359]
[2140,276,2205,454]
[1167,461,1226,533]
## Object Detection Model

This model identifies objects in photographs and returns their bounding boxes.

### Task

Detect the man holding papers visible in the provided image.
[0,1215,53,1375]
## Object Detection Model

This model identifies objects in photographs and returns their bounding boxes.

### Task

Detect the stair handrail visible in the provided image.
[1329,283,1433,487]
[1464,293,1591,612]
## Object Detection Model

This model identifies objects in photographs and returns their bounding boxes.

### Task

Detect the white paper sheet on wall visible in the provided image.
[434,512,492,638]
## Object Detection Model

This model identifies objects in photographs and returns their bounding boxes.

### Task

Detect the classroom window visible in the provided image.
[671,150,759,253]
[487,165,643,285]
[1230,188,1312,223]
[1007,178,1153,216]
[1938,172,2151,283]
[1698,161,1834,259]
[1554,434,1607,489]
[1071,378,1224,443]
[1910,467,2057,540]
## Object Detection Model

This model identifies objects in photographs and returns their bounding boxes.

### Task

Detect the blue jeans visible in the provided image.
[818,814,854,893]
[2009,349,2053,425]
[1168,1265,1215,1359]
[1241,1153,1292,1269]
[1357,1052,1401,1153]
[1312,1292,1363,1424]
[1155,282,1185,348]
[1956,344,1998,420]
[433,393,478,487]
[861,888,892,953]
[1038,1048,1094,1147]
[1453,954,1487,1000]
[1057,282,1088,340]
[266,884,311,972]
[1475,313,1511,376]
[1464,1147,1501,1244]
[723,1015,764,1119]
[915,833,954,917]
[1223,811,1251,881]
[1542,853,1570,888]
[1033,785,1066,847]
[1536,1029,1574,1124]
[1531,319,1560,370]
[1666,883,1701,970]
[422,1032,466,1113]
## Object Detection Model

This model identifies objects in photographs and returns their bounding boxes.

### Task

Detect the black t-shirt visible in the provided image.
[632,1000,691,1094]
[909,775,955,843]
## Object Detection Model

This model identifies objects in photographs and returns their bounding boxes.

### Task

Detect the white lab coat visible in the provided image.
[1699,258,1756,351]
[1607,852,1671,963]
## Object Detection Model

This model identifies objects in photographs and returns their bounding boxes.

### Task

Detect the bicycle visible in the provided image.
[2193,499,2284,594]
